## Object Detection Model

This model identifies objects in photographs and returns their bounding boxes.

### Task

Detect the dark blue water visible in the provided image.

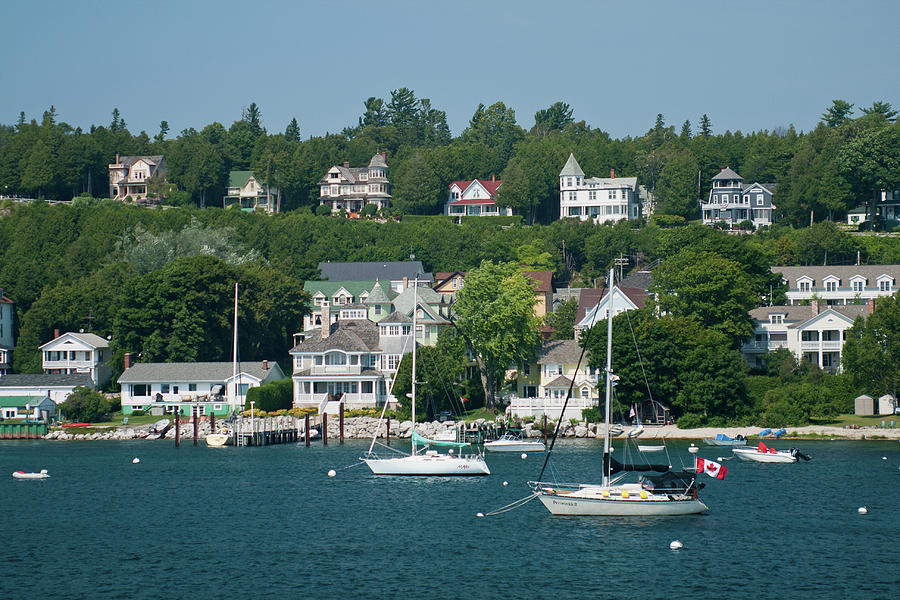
[1,439,898,600]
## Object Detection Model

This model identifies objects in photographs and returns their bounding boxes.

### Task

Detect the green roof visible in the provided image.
[0,395,44,408]
[302,280,378,307]
[228,170,254,188]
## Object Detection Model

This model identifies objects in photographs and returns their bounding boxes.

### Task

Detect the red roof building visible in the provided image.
[445,176,511,217]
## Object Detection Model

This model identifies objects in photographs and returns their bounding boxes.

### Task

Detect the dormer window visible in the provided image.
[879,278,893,292]
[851,278,865,292]
[329,172,339,179]
[798,278,813,292]
[824,278,839,292]
[770,314,784,324]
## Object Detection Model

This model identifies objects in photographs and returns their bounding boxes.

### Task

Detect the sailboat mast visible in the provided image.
[602,267,614,486]
[411,277,418,454]
[232,282,238,415]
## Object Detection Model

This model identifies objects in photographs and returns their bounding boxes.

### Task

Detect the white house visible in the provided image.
[223,170,278,213]
[117,357,285,416]
[573,286,648,340]
[700,167,775,229]
[0,373,93,406]
[559,153,641,224]
[772,265,900,306]
[0,394,57,422]
[40,331,111,388]
[445,177,510,217]
[509,340,600,421]
[319,153,391,214]
[108,154,167,201]
[741,301,871,372]
[0,289,14,375]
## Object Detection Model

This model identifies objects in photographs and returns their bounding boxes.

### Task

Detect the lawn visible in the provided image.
[811,413,900,428]
[83,412,169,427]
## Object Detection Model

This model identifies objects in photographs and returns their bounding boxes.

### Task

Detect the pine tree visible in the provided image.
[699,114,712,137]
[284,117,301,141]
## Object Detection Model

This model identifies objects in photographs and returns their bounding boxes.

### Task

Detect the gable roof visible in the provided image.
[536,339,585,364]
[291,319,380,353]
[523,270,553,293]
[559,153,585,177]
[712,167,742,181]
[117,361,281,384]
[0,373,93,388]
[304,280,377,303]
[449,179,502,198]
[228,170,255,188]
[772,265,900,287]
[39,332,109,350]
[318,261,431,283]
[749,304,869,327]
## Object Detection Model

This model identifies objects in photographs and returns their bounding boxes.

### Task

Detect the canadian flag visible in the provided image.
[696,457,727,480]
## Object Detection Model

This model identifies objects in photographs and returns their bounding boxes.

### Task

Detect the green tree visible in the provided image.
[843,293,900,400]
[654,148,699,218]
[838,124,900,228]
[246,379,293,412]
[546,297,577,340]
[59,386,112,422]
[243,102,263,136]
[533,101,574,134]
[821,99,854,127]
[154,120,169,144]
[360,97,388,127]
[698,114,712,137]
[284,117,301,141]
[451,260,542,409]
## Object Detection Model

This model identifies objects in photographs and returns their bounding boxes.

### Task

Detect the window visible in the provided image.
[799,281,811,292]
[374,305,382,315]
[880,279,893,292]
[608,190,617,199]
[172,386,179,394]
[733,194,739,202]
[567,177,573,187]
[214,404,222,411]
[568,207,582,216]
[770,314,784,324]
[330,172,339,179]
[588,191,597,200]
[161,384,170,393]
[523,364,531,376]
[237,383,249,396]
[743,194,750,203]
[361,381,373,394]
[852,280,864,292]
[825,280,838,292]
[133,384,148,397]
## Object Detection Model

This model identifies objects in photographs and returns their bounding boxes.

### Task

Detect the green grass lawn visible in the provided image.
[78,412,169,427]
[810,413,900,428]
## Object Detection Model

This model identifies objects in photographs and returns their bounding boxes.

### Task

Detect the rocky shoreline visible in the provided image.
[38,416,900,441]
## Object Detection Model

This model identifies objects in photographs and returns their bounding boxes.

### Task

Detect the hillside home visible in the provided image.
[848,189,900,226]
[223,170,278,213]
[524,271,553,318]
[700,167,775,228]
[772,265,900,305]
[0,373,93,406]
[445,177,510,217]
[559,154,641,224]
[117,356,284,416]
[108,154,167,201]
[573,286,648,340]
[317,261,431,294]
[319,153,391,214]
[0,290,14,375]
[741,300,872,372]
[433,271,466,297]
[40,331,111,388]
[508,340,600,421]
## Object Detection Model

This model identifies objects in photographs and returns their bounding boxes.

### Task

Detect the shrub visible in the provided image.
[315,204,332,216]
[675,413,704,429]
[59,387,112,422]
[581,407,603,423]
[245,378,292,412]
[360,203,378,217]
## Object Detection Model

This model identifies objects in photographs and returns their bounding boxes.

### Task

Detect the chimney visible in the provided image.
[320,302,331,339]
[115,153,119,164]
[123,352,132,370]
[343,161,350,168]
[492,173,496,182]
[811,300,819,316]
[263,359,268,371]
[53,328,60,339]
[610,168,615,179]
[868,298,875,314]
[381,151,386,160]
[403,276,409,289]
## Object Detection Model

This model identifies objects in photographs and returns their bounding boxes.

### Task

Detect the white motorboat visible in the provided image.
[529,269,709,516]
[732,442,810,463]
[206,430,232,447]
[362,278,489,477]
[485,432,546,453]
[702,434,747,446]
[12,469,49,480]
[637,445,665,453]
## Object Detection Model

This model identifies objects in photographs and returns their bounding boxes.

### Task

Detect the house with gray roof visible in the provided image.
[0,373,93,406]
[108,154,167,201]
[741,300,871,372]
[40,331,111,388]
[319,153,391,214]
[117,358,284,416]
[509,339,599,421]
[317,261,431,292]
[559,153,641,224]
[772,264,899,305]
[701,167,776,229]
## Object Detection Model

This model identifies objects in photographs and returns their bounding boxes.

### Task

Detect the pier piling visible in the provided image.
[305,414,310,447]
[175,414,180,448]
[339,403,344,444]
[323,413,328,446]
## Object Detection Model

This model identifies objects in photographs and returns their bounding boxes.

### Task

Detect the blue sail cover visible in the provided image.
[411,431,469,448]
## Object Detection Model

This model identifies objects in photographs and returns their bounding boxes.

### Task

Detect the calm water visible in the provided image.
[1,438,899,600]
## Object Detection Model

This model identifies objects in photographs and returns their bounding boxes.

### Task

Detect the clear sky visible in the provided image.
[3,0,898,140]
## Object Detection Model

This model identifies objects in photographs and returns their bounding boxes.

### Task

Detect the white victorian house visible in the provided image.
[741,301,871,372]
[117,357,284,416]
[509,340,600,421]
[573,286,648,340]
[445,177,510,217]
[559,153,640,223]
[319,153,391,214]
[108,154,167,201]
[224,170,278,213]
[40,331,111,388]
[772,265,899,305]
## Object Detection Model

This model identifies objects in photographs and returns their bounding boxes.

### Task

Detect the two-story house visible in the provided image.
[319,153,391,214]
[772,265,900,305]
[303,280,377,331]
[223,170,278,213]
[445,177,510,217]
[117,354,284,416]
[509,340,599,421]
[559,153,641,224]
[433,271,466,297]
[573,286,648,340]
[40,331,110,388]
[700,167,775,228]
[848,188,900,226]
[108,154,167,201]
[317,261,431,294]
[742,300,872,372]
[0,290,14,375]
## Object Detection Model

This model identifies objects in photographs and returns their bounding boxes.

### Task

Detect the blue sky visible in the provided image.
[3,0,898,139]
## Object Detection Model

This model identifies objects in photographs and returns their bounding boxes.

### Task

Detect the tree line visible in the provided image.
[1,96,898,227]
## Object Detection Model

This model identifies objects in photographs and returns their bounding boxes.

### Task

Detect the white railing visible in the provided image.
[507,395,598,421]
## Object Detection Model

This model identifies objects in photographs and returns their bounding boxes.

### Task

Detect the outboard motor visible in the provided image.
[790,447,812,461]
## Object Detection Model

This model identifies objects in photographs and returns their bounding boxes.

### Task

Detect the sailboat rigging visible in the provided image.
[528,268,708,515]
[362,277,490,476]
[207,282,239,447]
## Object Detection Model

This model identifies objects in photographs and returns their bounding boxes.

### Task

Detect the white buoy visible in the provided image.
[503,481,508,486]
[327,469,337,478]
[882,456,887,460]
[132,457,140,464]
[858,506,868,514]
[688,444,698,454]
[670,540,683,550]
[448,448,454,455]
[521,453,527,460]
[476,512,485,518]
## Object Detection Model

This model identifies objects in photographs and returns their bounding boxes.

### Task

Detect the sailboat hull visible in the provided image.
[536,485,708,516]
[205,433,232,447]
[362,454,490,476]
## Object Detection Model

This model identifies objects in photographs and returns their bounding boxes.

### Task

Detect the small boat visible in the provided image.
[206,430,232,447]
[12,469,49,479]
[732,442,810,463]
[626,423,644,438]
[758,428,772,438]
[771,428,787,438]
[702,433,747,446]
[637,444,665,453]
[152,419,171,435]
[485,432,546,453]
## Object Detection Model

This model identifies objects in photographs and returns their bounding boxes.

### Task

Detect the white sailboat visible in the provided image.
[207,282,239,447]
[529,268,708,516]
[362,279,490,476]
